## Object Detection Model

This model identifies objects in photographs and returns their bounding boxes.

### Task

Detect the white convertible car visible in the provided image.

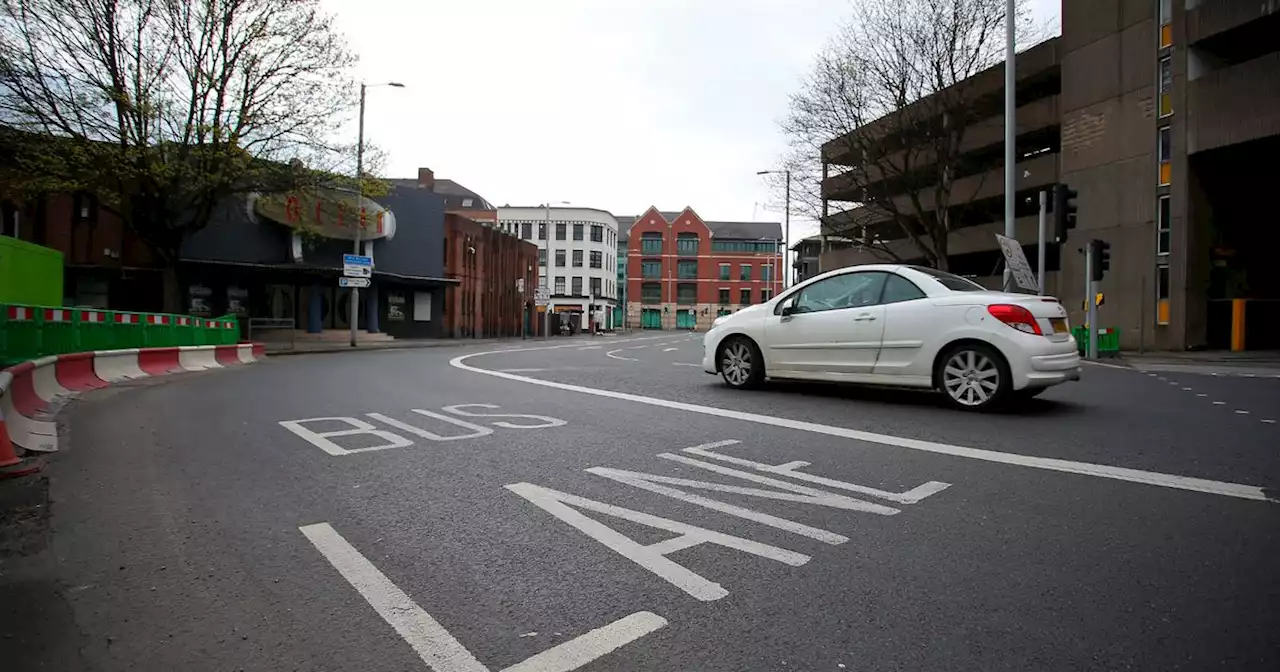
[701,264,1081,410]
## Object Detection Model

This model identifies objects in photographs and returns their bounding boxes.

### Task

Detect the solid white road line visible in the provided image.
[302,522,667,672]
[299,523,489,672]
[605,350,639,362]
[451,347,1276,503]
[1081,360,1131,371]
[672,362,701,367]
[663,348,678,352]
[500,612,667,672]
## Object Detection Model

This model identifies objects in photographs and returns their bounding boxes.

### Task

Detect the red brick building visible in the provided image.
[621,207,782,330]
[442,213,539,337]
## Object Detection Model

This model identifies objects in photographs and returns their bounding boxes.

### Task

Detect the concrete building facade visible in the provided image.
[819,0,1280,351]
[497,206,620,331]
[621,207,782,331]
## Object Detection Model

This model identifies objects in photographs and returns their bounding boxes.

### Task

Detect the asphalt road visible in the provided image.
[3,333,1278,671]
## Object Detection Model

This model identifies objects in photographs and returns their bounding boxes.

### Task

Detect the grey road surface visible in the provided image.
[2,334,1277,671]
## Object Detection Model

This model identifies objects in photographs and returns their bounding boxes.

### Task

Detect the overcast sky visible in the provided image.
[324,0,1060,240]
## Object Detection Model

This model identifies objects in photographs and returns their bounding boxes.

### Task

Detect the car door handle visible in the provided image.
[853,314,877,321]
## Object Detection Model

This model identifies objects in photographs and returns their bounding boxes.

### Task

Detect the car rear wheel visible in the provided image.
[719,337,764,389]
[937,343,1010,411]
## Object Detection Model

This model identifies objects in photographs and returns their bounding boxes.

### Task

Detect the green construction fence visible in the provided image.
[0,303,240,367]
[1072,326,1121,356]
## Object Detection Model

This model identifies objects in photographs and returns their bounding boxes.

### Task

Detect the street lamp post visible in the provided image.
[349,81,404,348]
[543,201,569,339]
[756,170,791,288]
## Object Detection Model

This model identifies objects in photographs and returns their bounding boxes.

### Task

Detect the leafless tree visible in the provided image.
[778,0,1044,270]
[0,0,360,308]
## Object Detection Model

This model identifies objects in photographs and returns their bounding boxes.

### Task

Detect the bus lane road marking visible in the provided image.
[300,523,666,672]
[449,346,1276,503]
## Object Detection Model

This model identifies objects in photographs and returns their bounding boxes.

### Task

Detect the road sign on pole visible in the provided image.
[339,277,370,288]
[516,277,526,293]
[343,254,373,278]
[534,288,550,306]
[995,234,1038,292]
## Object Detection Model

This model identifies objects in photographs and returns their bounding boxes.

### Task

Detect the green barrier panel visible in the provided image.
[1072,326,1122,355]
[175,316,197,346]
[77,309,115,352]
[38,307,79,357]
[111,312,146,351]
[143,314,177,348]
[1,304,42,365]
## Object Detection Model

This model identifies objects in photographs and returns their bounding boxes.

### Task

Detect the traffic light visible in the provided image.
[1053,184,1078,243]
[1090,239,1111,282]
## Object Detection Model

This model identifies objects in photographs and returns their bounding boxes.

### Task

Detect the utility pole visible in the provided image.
[784,170,791,288]
[349,83,366,348]
[1003,0,1016,292]
[544,204,552,340]
[1037,190,1047,295]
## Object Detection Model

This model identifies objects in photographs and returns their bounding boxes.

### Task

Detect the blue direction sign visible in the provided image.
[343,254,373,278]
[343,254,372,267]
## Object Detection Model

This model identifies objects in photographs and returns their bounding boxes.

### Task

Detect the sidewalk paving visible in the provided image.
[1114,350,1280,378]
[262,332,621,356]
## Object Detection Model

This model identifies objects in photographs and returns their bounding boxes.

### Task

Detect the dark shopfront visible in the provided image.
[178,184,451,338]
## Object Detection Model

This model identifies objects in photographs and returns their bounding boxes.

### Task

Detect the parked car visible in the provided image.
[701,264,1080,411]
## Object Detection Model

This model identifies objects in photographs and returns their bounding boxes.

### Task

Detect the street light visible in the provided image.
[349,81,405,347]
[543,200,570,339]
[756,170,791,288]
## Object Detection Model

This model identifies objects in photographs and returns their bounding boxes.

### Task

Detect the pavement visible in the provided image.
[2,333,1277,671]
[261,332,614,355]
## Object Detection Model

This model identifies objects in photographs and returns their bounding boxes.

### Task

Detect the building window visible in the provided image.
[573,223,584,241]
[461,198,473,208]
[538,249,546,266]
[676,233,699,256]
[761,289,773,302]
[641,232,663,255]
[740,289,752,305]
[711,240,775,253]
[641,282,662,304]
[1157,195,1171,256]
[573,249,583,267]
[572,277,583,295]
[1159,56,1173,117]
[1156,264,1170,325]
[590,224,603,242]
[1159,0,1172,48]
[762,265,774,282]
[740,264,752,281]
[641,260,662,279]
[590,277,602,296]
[718,263,730,280]
[555,249,566,267]
[538,223,546,240]
[521,222,532,239]
[718,288,730,305]
[677,283,697,304]
[555,223,566,241]
[590,250,603,269]
[1158,125,1172,185]
[554,276,566,294]
[677,260,698,279]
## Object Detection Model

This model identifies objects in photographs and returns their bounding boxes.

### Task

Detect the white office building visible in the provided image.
[497,206,620,331]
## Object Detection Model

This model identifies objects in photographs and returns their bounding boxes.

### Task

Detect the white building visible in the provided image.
[497,206,620,330]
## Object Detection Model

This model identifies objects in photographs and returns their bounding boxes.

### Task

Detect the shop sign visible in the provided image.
[254,187,398,241]
[388,292,406,321]
[227,286,249,317]
[188,284,213,317]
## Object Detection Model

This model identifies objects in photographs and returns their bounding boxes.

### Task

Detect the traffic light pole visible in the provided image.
[1037,190,1047,295]
[1086,243,1098,360]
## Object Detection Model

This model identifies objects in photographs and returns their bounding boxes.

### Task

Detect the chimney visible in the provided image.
[417,167,435,191]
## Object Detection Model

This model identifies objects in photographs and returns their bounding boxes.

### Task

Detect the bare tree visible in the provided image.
[0,0,359,308]
[779,0,1042,270]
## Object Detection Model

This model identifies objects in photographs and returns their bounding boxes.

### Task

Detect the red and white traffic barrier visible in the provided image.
[0,344,266,460]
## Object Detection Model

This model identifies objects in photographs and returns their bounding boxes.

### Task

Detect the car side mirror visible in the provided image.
[780,304,795,317]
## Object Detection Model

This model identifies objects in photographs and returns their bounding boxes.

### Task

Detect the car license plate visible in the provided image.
[1050,318,1068,334]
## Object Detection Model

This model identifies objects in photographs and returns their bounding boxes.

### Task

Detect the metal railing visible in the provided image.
[0,303,240,367]
[247,317,298,351]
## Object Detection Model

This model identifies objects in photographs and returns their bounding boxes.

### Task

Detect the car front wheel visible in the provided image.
[719,337,764,389]
[937,343,1010,411]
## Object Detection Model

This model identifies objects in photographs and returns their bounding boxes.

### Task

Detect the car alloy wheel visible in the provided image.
[942,349,1001,407]
[721,340,754,387]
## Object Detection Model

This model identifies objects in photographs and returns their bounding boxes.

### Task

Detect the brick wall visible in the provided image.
[443,213,538,338]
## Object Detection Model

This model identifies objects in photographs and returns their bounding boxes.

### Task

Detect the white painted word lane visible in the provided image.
[279,404,566,457]
[508,439,951,602]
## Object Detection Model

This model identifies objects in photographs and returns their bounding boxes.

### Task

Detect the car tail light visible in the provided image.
[987,304,1042,335]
